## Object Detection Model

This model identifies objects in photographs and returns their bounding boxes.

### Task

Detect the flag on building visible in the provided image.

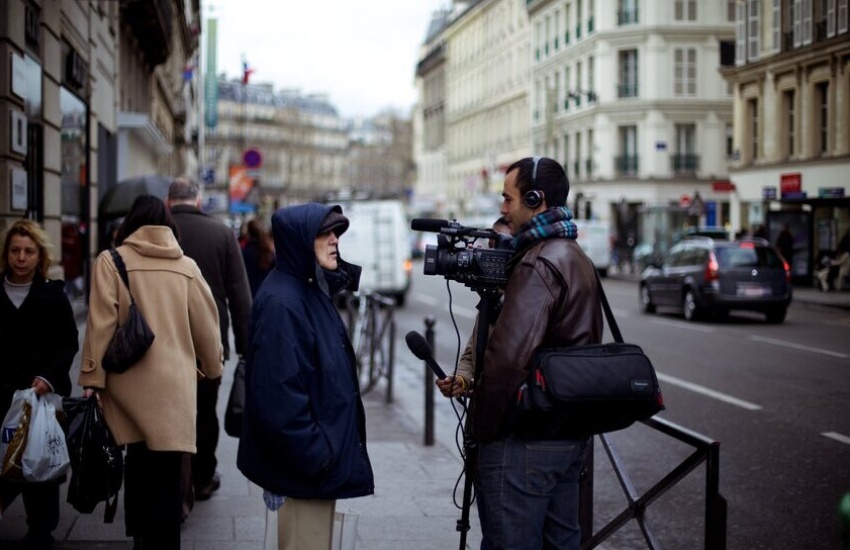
[242,59,254,84]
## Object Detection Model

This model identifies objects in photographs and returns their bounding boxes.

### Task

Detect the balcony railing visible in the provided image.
[617,82,639,98]
[671,153,700,174]
[615,155,639,176]
[618,9,639,25]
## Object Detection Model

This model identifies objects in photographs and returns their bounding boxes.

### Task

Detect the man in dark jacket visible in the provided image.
[237,203,374,550]
[471,157,603,549]
[168,176,252,501]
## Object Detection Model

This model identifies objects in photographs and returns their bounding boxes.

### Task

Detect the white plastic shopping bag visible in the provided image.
[22,393,70,482]
[0,388,38,479]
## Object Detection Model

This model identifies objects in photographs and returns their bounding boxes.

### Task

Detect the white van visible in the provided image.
[574,219,612,276]
[337,200,412,306]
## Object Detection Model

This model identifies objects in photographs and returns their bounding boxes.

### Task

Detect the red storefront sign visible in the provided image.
[780,173,802,197]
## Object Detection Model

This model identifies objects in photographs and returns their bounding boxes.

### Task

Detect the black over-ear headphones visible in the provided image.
[523,156,545,209]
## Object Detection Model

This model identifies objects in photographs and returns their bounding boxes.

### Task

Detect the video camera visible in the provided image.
[411,218,514,293]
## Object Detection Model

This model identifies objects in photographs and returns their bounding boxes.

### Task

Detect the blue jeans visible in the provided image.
[477,436,586,550]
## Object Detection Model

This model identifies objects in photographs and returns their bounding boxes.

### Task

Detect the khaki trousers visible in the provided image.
[277,498,336,550]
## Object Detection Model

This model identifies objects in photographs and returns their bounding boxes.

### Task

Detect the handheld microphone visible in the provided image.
[410,218,451,233]
[405,331,447,379]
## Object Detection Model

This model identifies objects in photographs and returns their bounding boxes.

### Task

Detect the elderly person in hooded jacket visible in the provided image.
[237,203,374,550]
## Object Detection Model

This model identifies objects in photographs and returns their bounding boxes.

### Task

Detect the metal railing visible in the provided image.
[580,416,727,549]
[342,291,396,403]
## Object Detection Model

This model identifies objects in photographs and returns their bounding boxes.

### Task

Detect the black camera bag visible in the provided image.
[515,269,664,440]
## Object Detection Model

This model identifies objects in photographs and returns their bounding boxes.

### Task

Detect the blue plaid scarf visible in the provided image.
[512,207,578,253]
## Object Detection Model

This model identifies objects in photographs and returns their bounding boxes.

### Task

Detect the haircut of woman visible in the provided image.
[0,219,79,549]
[79,195,223,550]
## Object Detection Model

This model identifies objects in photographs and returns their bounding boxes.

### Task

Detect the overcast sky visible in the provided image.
[206,1,447,119]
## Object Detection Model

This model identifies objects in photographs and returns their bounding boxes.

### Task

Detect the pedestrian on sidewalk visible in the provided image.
[0,220,79,550]
[167,176,252,504]
[241,218,275,297]
[79,196,223,550]
[238,204,374,550]
[471,156,602,549]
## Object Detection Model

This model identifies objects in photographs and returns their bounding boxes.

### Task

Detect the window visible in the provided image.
[728,0,737,21]
[619,0,639,25]
[803,0,813,44]
[827,0,836,36]
[736,2,746,64]
[840,0,848,33]
[674,124,697,172]
[773,0,782,50]
[794,0,802,46]
[564,65,572,108]
[726,124,734,158]
[749,98,759,160]
[748,0,760,59]
[817,82,829,154]
[587,129,594,175]
[618,50,638,97]
[784,90,796,158]
[674,48,697,96]
[575,133,582,178]
[563,134,570,174]
[618,126,638,174]
[587,56,595,99]
[675,0,697,21]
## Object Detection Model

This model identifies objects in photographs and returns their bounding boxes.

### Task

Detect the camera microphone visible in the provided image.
[405,331,447,379]
[411,218,451,233]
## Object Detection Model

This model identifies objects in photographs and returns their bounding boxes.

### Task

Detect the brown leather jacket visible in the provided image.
[471,238,603,443]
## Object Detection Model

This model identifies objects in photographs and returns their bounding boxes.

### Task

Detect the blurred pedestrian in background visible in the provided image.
[238,204,374,550]
[776,223,794,267]
[80,196,223,550]
[0,220,79,550]
[167,176,252,504]
[241,219,275,297]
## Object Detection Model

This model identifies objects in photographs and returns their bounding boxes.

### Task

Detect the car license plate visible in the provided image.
[736,285,768,297]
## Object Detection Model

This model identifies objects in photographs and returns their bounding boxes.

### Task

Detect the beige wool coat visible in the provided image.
[79,225,223,453]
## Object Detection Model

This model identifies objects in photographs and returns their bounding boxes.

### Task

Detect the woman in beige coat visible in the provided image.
[80,196,222,550]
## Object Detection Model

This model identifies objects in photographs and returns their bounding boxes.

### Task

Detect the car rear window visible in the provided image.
[715,246,784,268]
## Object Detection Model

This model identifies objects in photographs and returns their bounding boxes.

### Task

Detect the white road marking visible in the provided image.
[822,432,850,446]
[656,372,762,411]
[413,293,440,306]
[650,318,716,333]
[748,335,849,359]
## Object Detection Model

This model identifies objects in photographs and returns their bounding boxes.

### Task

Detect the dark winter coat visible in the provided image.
[0,277,79,418]
[171,204,252,359]
[237,203,374,500]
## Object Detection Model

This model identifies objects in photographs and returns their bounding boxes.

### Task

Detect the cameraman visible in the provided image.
[471,156,602,549]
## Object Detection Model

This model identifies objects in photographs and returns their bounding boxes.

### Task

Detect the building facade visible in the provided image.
[723,0,850,283]
[528,0,736,256]
[1,0,202,293]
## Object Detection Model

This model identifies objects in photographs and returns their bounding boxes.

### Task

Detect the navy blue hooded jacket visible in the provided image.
[237,203,374,500]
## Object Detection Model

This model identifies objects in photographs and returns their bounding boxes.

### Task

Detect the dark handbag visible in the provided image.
[224,357,246,438]
[102,249,155,373]
[63,397,124,523]
[516,270,665,440]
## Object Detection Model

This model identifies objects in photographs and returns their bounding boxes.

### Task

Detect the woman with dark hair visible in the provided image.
[80,195,223,550]
[241,219,275,296]
[0,219,78,549]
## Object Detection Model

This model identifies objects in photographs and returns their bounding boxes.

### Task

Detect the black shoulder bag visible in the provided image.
[102,249,155,373]
[515,270,665,440]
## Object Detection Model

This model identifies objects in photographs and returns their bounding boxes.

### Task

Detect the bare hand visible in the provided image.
[31,378,51,396]
[436,375,468,398]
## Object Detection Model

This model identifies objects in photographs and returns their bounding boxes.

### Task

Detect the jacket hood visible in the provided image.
[121,225,183,259]
[271,203,361,289]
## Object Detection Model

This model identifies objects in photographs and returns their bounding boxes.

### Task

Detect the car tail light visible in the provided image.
[782,258,791,283]
[403,259,413,273]
[739,242,755,249]
[705,252,719,282]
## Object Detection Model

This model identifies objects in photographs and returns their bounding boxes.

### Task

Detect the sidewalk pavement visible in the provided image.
[0,324,482,549]
[2,281,847,549]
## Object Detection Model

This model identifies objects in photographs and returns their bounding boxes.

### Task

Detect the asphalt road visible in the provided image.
[387,263,850,549]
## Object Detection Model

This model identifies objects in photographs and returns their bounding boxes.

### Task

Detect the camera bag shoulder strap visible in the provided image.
[591,267,624,344]
[108,248,137,305]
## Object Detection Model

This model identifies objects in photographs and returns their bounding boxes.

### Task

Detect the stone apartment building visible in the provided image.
[0,0,200,292]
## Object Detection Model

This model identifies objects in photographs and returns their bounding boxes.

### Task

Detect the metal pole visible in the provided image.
[424,316,436,446]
